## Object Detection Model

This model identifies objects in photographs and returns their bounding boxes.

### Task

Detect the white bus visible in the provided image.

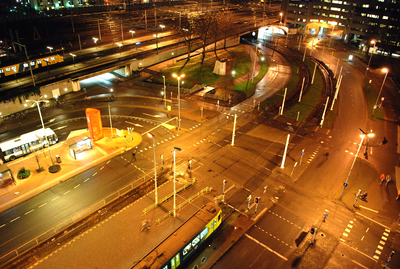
[0,128,58,162]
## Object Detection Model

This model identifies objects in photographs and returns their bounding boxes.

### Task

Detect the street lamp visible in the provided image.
[116,43,122,55]
[279,12,283,25]
[47,46,53,53]
[328,22,337,49]
[172,73,185,130]
[162,75,167,109]
[339,129,374,199]
[172,147,181,217]
[70,53,76,66]
[372,68,389,117]
[26,97,60,172]
[93,37,98,49]
[364,40,376,77]
[147,133,158,206]
[160,24,165,36]
[129,30,135,42]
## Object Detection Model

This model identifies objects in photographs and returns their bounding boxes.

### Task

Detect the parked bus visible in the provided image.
[0,128,58,162]
[132,203,222,269]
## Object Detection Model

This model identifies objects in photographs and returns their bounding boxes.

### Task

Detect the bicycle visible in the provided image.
[386,175,391,187]
[380,174,385,185]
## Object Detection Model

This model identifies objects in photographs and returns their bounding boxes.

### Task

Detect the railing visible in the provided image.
[155,186,213,225]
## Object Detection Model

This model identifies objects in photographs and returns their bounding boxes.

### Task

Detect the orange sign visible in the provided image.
[85,108,103,141]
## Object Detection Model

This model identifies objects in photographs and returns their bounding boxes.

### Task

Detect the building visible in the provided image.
[281,0,400,56]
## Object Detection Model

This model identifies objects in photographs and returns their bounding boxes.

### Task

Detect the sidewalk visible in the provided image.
[0,128,142,212]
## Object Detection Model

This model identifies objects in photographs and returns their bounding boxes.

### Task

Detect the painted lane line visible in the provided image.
[356,212,390,229]
[39,203,47,208]
[100,166,104,170]
[84,178,90,182]
[377,245,383,250]
[383,232,389,237]
[25,209,34,215]
[347,224,353,228]
[366,228,369,232]
[335,218,343,223]
[245,234,288,261]
[359,205,379,213]
[107,160,111,164]
[10,217,20,222]
[63,191,70,195]
[0,224,5,229]
[52,197,59,201]
[379,240,386,245]
[375,250,381,255]
[351,260,369,269]
[381,236,387,241]
[361,236,364,241]
[74,184,80,189]
[340,241,377,262]
[93,172,97,177]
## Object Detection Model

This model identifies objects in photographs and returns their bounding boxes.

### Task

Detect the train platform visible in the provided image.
[0,128,142,212]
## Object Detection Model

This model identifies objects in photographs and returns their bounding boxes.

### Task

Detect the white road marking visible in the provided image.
[84,178,90,182]
[63,191,70,195]
[74,184,80,189]
[93,172,97,176]
[245,234,288,261]
[52,197,59,201]
[356,212,390,229]
[0,224,5,229]
[100,166,104,170]
[25,209,34,215]
[351,260,369,269]
[10,217,20,222]
[39,203,47,208]
[359,205,379,213]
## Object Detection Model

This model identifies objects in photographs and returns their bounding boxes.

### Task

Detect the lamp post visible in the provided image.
[329,22,337,49]
[47,46,53,53]
[279,12,283,25]
[26,98,60,172]
[93,37,98,49]
[162,75,167,109]
[148,133,158,205]
[129,30,135,42]
[172,147,181,217]
[172,73,185,130]
[160,24,165,36]
[70,53,76,66]
[364,40,376,77]
[339,129,374,199]
[116,43,122,55]
[372,68,389,117]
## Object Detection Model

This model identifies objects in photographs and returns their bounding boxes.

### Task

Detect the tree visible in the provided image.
[218,10,235,50]
[193,12,216,64]
[175,16,196,62]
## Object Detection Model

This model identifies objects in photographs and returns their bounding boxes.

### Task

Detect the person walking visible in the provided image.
[380,174,385,185]
[132,150,136,161]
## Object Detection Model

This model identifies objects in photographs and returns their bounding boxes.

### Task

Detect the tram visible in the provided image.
[132,203,222,269]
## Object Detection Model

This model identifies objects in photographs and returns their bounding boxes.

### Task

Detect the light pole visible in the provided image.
[116,43,122,55]
[70,53,76,66]
[329,22,337,49]
[26,98,60,172]
[129,30,135,42]
[148,133,158,205]
[160,24,165,36]
[162,75,167,109]
[364,40,376,77]
[47,46,53,53]
[108,103,113,139]
[93,37,98,49]
[172,73,185,130]
[279,12,283,25]
[172,147,181,217]
[372,68,389,117]
[339,129,374,199]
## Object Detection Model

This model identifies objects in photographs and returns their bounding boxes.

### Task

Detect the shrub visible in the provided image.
[17,167,31,179]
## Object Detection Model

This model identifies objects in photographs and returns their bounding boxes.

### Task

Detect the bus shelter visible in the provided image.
[0,165,16,187]
[67,135,92,159]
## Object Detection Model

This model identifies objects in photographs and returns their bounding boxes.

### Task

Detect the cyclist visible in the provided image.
[386,175,391,186]
[380,174,385,185]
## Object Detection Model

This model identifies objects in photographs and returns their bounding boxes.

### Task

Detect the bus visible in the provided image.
[0,128,58,162]
[132,203,222,269]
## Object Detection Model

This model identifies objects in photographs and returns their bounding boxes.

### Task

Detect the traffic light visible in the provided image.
[310,228,315,235]
[255,197,260,204]
[382,137,388,145]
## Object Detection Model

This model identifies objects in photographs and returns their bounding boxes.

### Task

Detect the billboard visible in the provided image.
[85,108,103,141]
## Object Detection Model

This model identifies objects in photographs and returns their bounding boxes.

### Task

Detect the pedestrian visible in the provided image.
[188,159,192,175]
[132,150,136,161]
[325,152,329,160]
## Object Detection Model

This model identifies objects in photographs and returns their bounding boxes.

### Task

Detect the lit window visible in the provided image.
[332,0,342,3]
[192,236,200,247]
[383,16,389,20]
[200,227,209,239]
[183,243,191,256]
[362,4,369,8]
[331,7,341,11]
[23,63,28,68]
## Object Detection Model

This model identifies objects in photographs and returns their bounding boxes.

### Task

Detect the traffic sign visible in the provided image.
[343,182,348,187]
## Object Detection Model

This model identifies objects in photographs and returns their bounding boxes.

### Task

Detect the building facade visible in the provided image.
[281,0,400,55]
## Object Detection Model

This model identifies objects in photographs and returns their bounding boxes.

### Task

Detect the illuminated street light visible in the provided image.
[26,97,60,172]
[129,30,135,41]
[93,37,98,49]
[162,75,167,109]
[364,40,376,77]
[47,46,53,53]
[328,22,337,49]
[172,73,185,130]
[372,68,389,117]
[172,147,181,217]
[116,43,122,55]
[70,53,76,66]
[147,133,158,205]
[279,12,283,25]
[160,24,165,36]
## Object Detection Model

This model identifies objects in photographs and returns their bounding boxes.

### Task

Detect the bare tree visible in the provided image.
[175,16,196,62]
[193,12,216,64]
[218,10,236,50]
